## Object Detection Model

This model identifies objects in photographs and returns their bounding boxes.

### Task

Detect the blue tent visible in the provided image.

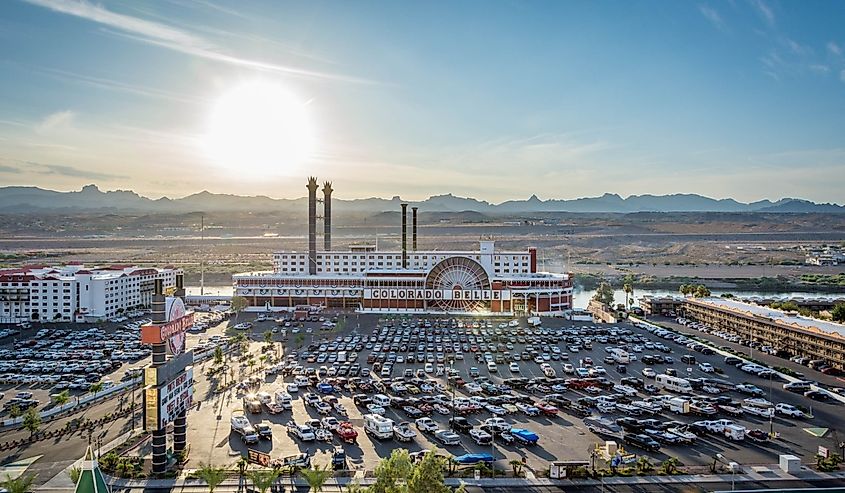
[510,428,539,444]
[453,453,495,465]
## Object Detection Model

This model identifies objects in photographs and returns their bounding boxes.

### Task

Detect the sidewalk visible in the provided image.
[83,465,845,492]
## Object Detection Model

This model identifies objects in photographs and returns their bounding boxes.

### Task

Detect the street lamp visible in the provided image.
[715,453,737,491]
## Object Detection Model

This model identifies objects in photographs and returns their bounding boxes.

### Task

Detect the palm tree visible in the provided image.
[635,456,653,475]
[248,470,279,493]
[2,473,37,493]
[22,408,41,437]
[509,459,524,478]
[622,279,635,309]
[89,381,104,396]
[54,390,71,407]
[299,466,332,493]
[196,463,228,493]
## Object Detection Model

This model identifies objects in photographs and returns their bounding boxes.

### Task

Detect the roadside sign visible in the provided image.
[818,445,829,458]
[248,449,271,467]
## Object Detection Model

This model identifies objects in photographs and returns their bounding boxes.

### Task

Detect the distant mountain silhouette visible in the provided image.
[0,184,841,213]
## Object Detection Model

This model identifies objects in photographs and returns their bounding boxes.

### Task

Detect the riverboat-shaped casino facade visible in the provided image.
[233,178,572,315]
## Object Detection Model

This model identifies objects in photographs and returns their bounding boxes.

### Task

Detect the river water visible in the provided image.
[188,285,843,309]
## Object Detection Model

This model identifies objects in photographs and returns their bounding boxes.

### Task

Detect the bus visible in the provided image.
[609,348,630,364]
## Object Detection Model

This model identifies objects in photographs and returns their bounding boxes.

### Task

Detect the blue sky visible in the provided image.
[0,0,844,203]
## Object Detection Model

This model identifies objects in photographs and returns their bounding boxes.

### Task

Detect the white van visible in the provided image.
[655,374,693,393]
[372,394,391,407]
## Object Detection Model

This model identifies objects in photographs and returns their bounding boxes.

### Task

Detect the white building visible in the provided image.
[0,264,180,323]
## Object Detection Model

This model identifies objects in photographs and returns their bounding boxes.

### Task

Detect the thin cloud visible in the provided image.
[33,65,204,105]
[36,110,75,133]
[0,158,127,180]
[749,0,775,27]
[828,41,843,57]
[841,69,845,83]
[698,4,726,31]
[23,0,374,84]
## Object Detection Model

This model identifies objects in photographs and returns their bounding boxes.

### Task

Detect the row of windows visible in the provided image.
[276,254,529,261]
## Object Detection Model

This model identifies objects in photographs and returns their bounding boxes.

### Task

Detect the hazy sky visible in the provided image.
[1,0,844,203]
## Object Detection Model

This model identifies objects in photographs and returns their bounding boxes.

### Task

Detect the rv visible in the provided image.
[609,348,630,364]
[364,414,395,440]
[655,374,693,394]
[275,391,293,410]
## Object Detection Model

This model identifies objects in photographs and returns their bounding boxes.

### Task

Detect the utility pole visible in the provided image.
[200,214,205,296]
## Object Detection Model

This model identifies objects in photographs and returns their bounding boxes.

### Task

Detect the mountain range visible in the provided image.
[0,184,842,214]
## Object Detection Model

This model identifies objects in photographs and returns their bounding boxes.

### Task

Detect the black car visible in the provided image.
[804,390,831,402]
[616,417,644,432]
[449,416,473,433]
[621,377,645,388]
[624,433,661,452]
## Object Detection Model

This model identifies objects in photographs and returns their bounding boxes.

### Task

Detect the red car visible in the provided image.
[536,402,559,416]
[335,422,358,443]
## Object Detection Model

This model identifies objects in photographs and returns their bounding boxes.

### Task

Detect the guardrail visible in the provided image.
[1,377,142,428]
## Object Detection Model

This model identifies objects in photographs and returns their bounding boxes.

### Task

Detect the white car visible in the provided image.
[366,403,386,415]
[509,362,520,373]
[516,402,540,416]
[698,363,715,373]
[775,403,804,418]
[287,383,299,393]
[415,417,438,433]
[485,404,508,415]
[642,368,656,378]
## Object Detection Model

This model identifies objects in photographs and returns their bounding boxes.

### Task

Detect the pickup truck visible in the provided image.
[470,428,493,445]
[449,417,473,434]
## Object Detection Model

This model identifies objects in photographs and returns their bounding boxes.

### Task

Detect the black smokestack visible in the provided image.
[412,207,418,251]
[401,203,408,269]
[323,181,332,251]
[307,177,318,275]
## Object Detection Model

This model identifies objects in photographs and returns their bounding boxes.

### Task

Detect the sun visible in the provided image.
[201,81,315,175]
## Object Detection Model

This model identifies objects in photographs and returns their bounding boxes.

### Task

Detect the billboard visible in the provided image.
[141,296,194,355]
[143,367,194,431]
[248,449,271,467]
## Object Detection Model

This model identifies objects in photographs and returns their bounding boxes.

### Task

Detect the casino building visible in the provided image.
[233,178,573,315]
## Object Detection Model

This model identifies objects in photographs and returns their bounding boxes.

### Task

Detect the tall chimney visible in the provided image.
[307,177,318,275]
[412,207,418,251]
[401,203,408,269]
[322,181,333,251]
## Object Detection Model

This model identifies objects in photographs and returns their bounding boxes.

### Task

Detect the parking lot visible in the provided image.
[0,311,227,417]
[185,312,844,473]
